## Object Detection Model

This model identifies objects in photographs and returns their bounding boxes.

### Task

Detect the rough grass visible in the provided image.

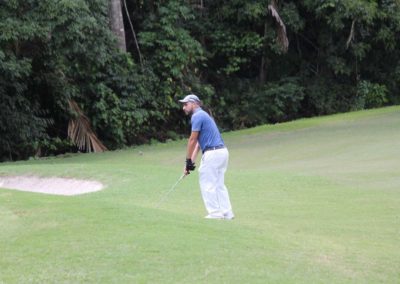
[1,106,399,283]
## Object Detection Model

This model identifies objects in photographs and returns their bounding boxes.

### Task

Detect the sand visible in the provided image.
[0,176,104,196]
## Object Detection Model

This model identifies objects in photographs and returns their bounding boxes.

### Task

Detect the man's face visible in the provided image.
[182,102,195,115]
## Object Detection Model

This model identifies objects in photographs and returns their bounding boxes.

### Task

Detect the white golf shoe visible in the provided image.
[224,212,235,220]
[204,214,224,219]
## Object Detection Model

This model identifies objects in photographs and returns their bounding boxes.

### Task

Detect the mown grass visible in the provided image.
[1,106,399,283]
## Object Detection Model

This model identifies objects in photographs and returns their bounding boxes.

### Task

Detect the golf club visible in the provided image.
[155,174,185,208]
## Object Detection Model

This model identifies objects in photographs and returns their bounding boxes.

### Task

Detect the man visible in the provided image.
[179,94,234,220]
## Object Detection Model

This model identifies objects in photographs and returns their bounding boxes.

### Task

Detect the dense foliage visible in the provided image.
[0,0,156,160]
[1,0,399,161]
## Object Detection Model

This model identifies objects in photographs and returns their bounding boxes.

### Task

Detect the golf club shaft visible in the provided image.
[155,174,185,208]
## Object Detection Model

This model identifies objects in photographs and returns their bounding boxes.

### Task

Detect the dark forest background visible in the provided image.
[1,0,399,161]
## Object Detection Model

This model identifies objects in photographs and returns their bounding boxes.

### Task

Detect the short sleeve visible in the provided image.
[191,113,202,132]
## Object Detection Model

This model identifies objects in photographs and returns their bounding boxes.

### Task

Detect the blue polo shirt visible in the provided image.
[191,108,224,152]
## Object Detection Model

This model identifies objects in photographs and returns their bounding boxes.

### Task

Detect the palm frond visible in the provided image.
[268,0,289,53]
[346,19,356,49]
[68,100,107,153]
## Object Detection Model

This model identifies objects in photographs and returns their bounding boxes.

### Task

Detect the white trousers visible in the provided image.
[199,148,233,217]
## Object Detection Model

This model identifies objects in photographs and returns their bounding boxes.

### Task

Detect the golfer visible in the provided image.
[179,94,234,220]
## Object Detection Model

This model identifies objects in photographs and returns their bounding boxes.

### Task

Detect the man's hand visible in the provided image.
[185,158,196,174]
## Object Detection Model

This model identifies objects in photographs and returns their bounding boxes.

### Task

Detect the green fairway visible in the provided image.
[1,106,399,283]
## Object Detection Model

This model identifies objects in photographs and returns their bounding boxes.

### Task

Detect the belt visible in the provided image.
[203,145,225,154]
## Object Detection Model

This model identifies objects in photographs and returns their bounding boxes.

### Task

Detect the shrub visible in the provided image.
[357,80,388,109]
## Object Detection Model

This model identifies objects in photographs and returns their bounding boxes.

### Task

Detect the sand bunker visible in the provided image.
[0,176,104,196]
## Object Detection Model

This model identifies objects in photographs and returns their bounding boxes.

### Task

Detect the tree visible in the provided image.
[2,0,400,161]
[0,0,155,161]
[137,0,209,135]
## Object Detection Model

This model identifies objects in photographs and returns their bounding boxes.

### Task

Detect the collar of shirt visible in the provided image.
[192,107,202,116]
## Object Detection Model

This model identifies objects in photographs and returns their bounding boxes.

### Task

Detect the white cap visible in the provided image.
[179,94,201,104]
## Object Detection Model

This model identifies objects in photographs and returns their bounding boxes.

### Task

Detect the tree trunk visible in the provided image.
[109,0,126,51]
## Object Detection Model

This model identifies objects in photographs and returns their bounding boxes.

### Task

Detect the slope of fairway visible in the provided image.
[1,106,399,283]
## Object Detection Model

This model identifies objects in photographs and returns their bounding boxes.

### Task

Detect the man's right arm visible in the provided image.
[184,131,199,175]
[191,142,200,162]
[186,131,199,159]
